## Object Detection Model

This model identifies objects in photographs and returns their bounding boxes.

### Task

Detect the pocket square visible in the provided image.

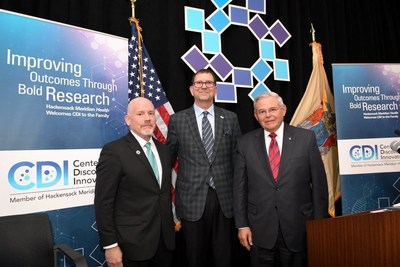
[224,129,232,136]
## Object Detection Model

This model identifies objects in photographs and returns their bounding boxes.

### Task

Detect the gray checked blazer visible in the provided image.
[167,105,241,222]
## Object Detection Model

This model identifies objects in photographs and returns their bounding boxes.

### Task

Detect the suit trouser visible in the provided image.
[249,226,306,267]
[181,187,233,267]
[122,232,173,267]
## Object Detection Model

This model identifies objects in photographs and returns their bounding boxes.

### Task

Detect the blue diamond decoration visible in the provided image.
[211,0,232,9]
[229,5,248,25]
[203,30,221,54]
[251,59,272,82]
[233,68,253,87]
[260,39,275,61]
[274,59,290,81]
[247,0,266,14]
[185,7,204,32]
[216,82,237,103]
[248,83,270,100]
[183,2,291,103]
[207,9,230,33]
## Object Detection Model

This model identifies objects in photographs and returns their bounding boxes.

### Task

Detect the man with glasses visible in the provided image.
[167,69,241,267]
[233,91,328,267]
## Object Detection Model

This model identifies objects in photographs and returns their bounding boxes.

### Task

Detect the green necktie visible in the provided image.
[145,142,160,185]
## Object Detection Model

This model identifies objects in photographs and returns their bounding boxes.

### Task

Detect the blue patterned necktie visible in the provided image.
[145,142,160,186]
[202,111,215,189]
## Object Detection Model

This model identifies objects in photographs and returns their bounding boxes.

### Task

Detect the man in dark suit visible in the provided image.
[167,69,241,267]
[94,97,175,267]
[233,91,328,267]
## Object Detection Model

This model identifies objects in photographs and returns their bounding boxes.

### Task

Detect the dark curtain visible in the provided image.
[1,0,399,132]
[1,1,399,265]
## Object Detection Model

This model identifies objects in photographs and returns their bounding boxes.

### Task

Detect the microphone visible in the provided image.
[395,129,400,137]
[391,140,400,153]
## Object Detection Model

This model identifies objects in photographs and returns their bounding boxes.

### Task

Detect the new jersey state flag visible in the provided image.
[128,18,180,229]
[290,41,340,217]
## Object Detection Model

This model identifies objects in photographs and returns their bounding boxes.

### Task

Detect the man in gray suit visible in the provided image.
[233,92,328,267]
[167,69,241,267]
[95,97,175,267]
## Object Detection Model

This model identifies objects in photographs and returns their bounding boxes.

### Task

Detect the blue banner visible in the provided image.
[332,64,400,214]
[0,9,128,266]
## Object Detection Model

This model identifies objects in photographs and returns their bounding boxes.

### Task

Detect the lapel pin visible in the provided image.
[136,150,141,155]
[220,116,224,119]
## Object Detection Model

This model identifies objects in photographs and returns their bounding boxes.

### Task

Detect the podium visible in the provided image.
[307,209,400,267]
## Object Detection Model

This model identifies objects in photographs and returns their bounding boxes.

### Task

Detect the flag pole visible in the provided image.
[291,23,340,217]
[126,0,181,229]
[130,0,136,18]
[310,23,316,42]
[129,0,145,97]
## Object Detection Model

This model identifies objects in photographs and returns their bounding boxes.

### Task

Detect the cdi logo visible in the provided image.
[349,145,379,161]
[8,161,68,190]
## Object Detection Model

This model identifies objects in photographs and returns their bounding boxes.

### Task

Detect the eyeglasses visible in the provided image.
[256,106,281,115]
[192,80,215,88]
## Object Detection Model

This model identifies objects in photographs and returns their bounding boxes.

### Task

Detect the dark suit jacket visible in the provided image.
[167,106,241,221]
[233,123,328,252]
[94,133,175,261]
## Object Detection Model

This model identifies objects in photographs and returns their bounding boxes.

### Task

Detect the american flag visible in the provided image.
[128,18,180,229]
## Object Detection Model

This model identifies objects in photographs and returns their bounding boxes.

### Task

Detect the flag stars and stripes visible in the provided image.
[128,19,179,227]
[128,28,168,105]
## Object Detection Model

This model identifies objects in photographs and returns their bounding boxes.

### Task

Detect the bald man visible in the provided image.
[95,97,175,267]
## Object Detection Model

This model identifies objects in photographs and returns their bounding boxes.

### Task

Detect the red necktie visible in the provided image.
[268,133,280,181]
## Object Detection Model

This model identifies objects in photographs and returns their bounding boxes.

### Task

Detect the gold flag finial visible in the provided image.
[130,0,136,18]
[310,23,316,42]
[128,18,145,97]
